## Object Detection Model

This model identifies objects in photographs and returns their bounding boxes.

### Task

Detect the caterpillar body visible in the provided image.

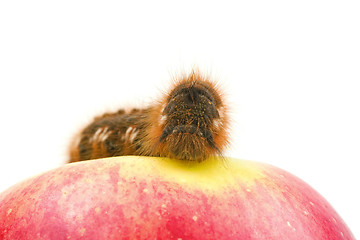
[69,71,230,163]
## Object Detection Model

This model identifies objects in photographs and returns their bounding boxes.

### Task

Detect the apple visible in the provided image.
[0,156,355,239]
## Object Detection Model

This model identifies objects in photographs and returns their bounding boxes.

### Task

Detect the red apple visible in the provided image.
[0,156,355,239]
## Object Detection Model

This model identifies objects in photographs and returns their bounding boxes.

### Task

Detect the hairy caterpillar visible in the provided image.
[68,70,230,163]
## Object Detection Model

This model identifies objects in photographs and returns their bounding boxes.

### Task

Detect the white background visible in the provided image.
[1,1,359,238]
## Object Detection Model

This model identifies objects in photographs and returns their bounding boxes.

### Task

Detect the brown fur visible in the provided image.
[68,70,230,163]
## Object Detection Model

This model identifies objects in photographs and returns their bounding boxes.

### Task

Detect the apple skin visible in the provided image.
[0,156,355,240]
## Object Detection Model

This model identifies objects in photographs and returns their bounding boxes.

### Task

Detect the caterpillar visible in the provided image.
[68,70,230,163]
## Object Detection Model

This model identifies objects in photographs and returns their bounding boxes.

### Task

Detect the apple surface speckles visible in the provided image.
[0,156,355,240]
